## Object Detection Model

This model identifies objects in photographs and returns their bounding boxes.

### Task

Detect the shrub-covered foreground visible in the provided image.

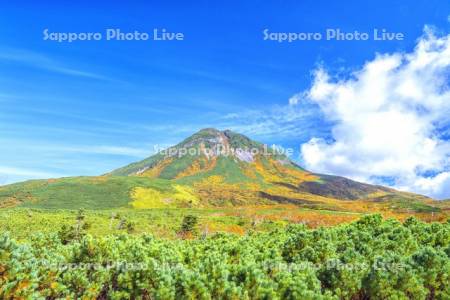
[0,215,449,299]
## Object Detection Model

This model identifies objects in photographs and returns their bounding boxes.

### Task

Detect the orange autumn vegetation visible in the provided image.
[212,204,449,230]
[201,221,246,236]
[193,175,262,206]
[175,155,217,178]
[253,157,319,185]
[139,158,174,178]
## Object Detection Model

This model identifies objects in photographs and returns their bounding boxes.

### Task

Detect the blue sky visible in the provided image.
[1,1,450,198]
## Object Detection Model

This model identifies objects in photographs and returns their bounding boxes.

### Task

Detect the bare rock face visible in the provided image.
[176,128,261,161]
[235,149,254,162]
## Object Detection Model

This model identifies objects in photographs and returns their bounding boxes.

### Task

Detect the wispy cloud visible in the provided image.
[56,145,152,157]
[0,142,153,185]
[216,102,329,141]
[0,166,62,179]
[0,48,111,80]
[0,139,152,158]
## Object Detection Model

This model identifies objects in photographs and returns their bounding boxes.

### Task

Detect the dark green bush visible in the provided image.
[1,214,449,299]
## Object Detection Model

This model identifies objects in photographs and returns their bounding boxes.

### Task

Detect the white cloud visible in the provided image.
[299,27,450,199]
[409,172,450,199]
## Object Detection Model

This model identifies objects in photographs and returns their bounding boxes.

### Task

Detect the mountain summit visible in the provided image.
[0,128,439,212]
[110,128,295,178]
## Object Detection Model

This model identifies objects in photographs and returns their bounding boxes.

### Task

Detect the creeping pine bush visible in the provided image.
[0,215,449,299]
[178,214,199,238]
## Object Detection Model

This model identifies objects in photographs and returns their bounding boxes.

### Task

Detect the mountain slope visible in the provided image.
[0,128,443,213]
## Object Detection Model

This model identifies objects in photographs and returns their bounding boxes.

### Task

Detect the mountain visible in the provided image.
[0,128,443,213]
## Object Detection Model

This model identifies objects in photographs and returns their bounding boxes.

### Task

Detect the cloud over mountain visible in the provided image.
[298,27,450,199]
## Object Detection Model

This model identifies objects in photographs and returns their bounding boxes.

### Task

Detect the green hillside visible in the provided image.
[0,128,447,215]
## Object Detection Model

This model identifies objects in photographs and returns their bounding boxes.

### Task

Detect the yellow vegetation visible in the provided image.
[130,185,200,208]
[175,155,217,178]
[139,158,174,178]
[240,162,259,180]
[130,187,165,208]
[193,175,261,206]
[252,157,319,185]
